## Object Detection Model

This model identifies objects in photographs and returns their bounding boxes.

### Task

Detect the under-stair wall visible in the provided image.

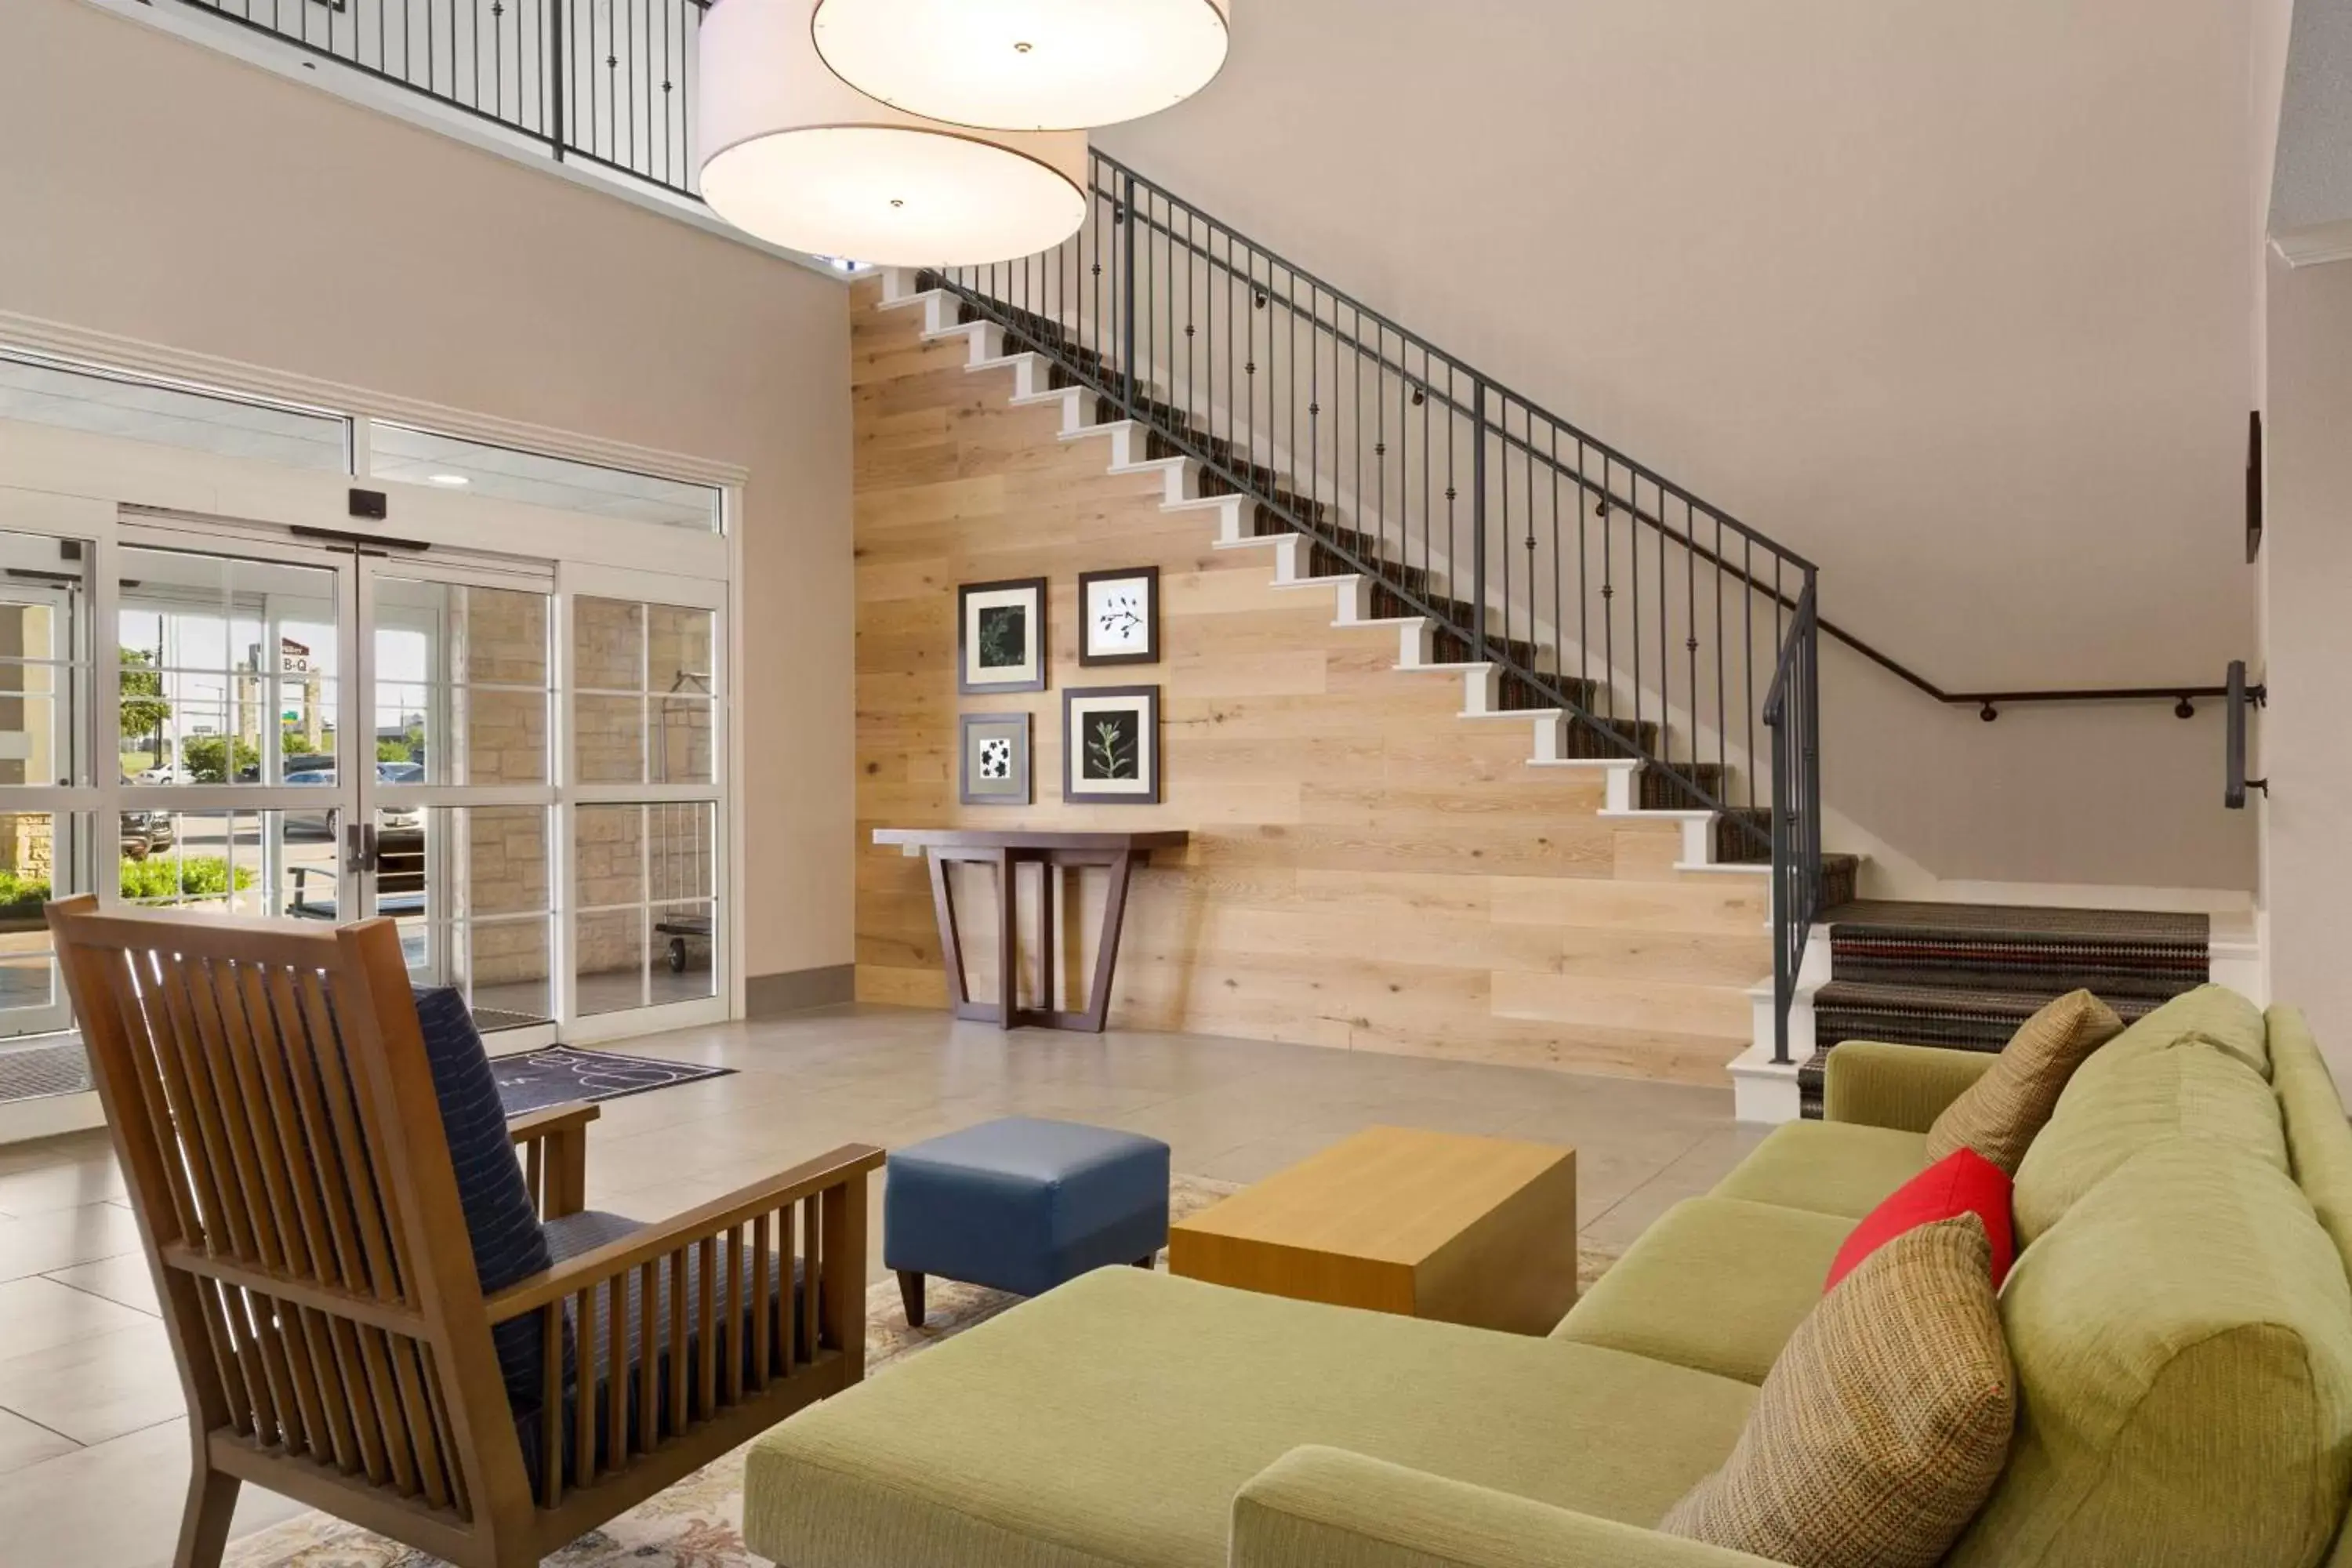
[850,274,1780,1084]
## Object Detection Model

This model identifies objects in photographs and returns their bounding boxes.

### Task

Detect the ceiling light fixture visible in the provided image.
[699,0,1087,267]
[811,0,1232,132]
[426,474,471,487]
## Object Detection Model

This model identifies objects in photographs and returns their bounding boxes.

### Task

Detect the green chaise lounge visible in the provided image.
[743,986,2352,1568]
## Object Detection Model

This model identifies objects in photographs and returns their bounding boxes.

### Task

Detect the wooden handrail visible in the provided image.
[484,1143,885,1321]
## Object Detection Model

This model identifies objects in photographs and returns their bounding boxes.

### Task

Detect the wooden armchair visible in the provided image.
[45,895,883,1568]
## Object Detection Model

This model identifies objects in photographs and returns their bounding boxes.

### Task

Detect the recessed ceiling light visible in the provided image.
[426,474,471,487]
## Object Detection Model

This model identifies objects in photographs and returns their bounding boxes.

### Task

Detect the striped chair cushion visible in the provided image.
[1660,1214,2015,1568]
[412,985,554,1413]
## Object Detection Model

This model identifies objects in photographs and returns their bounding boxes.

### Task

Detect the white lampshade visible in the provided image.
[811,0,1232,132]
[699,0,1088,267]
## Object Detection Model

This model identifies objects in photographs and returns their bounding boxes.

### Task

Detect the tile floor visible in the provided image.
[0,1003,1761,1566]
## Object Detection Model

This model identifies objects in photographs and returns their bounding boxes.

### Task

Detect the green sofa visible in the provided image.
[743,988,2352,1568]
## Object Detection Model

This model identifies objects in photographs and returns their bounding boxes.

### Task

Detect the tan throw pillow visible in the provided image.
[1660,1215,2015,1568]
[1924,989,2123,1174]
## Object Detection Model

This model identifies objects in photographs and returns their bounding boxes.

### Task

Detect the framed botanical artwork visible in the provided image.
[1063,684,1161,804]
[1078,565,1160,666]
[958,577,1047,694]
[958,712,1032,806]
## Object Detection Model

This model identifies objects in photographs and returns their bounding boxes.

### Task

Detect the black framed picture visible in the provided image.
[958,712,1032,806]
[1078,565,1160,666]
[1062,684,1161,804]
[958,577,1047,694]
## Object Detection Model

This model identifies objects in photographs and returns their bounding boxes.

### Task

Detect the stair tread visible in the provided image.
[1814,979,2175,1016]
[1821,899,2209,944]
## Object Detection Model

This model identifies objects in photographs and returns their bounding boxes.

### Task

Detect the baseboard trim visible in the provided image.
[746,965,857,1017]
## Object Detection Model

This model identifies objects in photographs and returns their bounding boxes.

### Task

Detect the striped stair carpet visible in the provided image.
[1796,901,2210,1117]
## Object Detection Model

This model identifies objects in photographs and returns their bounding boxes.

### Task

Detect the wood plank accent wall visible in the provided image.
[851,279,1769,1084]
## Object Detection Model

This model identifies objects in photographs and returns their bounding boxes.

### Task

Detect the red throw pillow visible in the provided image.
[1825,1149,2015,1294]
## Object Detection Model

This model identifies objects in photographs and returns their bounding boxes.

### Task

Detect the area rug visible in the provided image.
[224,1174,1621,1568]
[489,1044,733,1116]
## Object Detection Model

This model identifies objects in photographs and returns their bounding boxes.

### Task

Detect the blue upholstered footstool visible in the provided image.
[884,1117,1171,1326]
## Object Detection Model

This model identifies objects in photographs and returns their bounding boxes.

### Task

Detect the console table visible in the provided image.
[873,828,1189,1033]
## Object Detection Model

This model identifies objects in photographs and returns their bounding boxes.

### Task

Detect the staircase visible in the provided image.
[1795,902,2212,1116]
[911,149,1854,1062]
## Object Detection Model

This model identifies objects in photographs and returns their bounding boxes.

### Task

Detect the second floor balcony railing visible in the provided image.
[168,0,707,198]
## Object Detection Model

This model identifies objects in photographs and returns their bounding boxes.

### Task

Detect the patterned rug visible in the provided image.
[489,1044,733,1116]
[223,1174,1621,1568]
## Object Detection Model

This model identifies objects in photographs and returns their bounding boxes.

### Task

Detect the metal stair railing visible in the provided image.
[924,148,1826,1062]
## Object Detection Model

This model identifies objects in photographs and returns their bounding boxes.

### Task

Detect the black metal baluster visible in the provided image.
[1602,457,1615,722]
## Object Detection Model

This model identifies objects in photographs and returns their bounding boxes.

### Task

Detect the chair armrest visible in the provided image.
[485,1142,886,1323]
[486,1140,885,1506]
[1231,1447,1782,1568]
[509,1101,599,1220]
[1822,1040,1996,1132]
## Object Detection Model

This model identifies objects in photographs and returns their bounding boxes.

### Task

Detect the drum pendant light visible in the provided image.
[811,0,1232,132]
[699,0,1087,267]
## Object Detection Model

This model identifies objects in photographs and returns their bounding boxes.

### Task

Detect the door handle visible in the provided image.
[343,819,379,873]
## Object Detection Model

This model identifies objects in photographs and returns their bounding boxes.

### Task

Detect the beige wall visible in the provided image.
[0,0,856,982]
[2258,251,2352,1078]
[1104,0,2263,898]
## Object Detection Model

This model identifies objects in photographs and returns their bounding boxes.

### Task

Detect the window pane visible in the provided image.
[386,808,554,1033]
[575,695,645,783]
[648,802,716,902]
[0,531,91,788]
[649,901,716,1004]
[120,810,297,919]
[575,909,646,1016]
[0,811,79,1040]
[646,604,713,692]
[575,804,648,907]
[573,597,644,691]
[652,696,714,785]
[0,352,348,471]
[119,548,342,786]
[370,423,720,532]
[377,579,552,786]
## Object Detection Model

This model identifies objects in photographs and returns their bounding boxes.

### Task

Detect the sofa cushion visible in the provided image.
[2268,1005,2352,1284]
[1828,1149,2013,1291]
[743,1267,1759,1568]
[1925,989,2123,1174]
[1661,1215,2014,1568]
[412,985,552,1416]
[2081,982,2270,1082]
[2012,1034,2287,1244]
[1947,1142,2352,1568]
[1553,1197,1855,1385]
[1711,1121,1929,1219]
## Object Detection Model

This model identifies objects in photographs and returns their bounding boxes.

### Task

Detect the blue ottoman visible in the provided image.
[884,1117,1171,1326]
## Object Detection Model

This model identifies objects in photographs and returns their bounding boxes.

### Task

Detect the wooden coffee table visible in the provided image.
[1167,1126,1579,1335]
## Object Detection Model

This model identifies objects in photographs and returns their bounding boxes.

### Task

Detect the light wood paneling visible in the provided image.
[851,290,1767,1085]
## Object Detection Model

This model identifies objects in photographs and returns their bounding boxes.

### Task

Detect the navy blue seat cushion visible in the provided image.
[516,1208,798,1500]
[884,1117,1171,1298]
[410,985,554,1414]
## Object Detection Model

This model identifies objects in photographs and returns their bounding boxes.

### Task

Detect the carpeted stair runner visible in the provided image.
[1797,902,2209,1117]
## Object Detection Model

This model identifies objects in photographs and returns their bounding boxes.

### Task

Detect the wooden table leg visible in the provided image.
[1037,860,1057,1019]
[1080,851,1136,1033]
[925,849,980,1021]
[995,848,1018,1030]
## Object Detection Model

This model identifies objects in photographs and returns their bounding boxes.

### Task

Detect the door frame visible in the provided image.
[0,414,742,1069]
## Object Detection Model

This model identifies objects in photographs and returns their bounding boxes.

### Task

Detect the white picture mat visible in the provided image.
[1084,575,1151,653]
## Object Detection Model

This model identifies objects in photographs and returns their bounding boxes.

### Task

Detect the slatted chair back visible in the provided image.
[45,895,535,1559]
